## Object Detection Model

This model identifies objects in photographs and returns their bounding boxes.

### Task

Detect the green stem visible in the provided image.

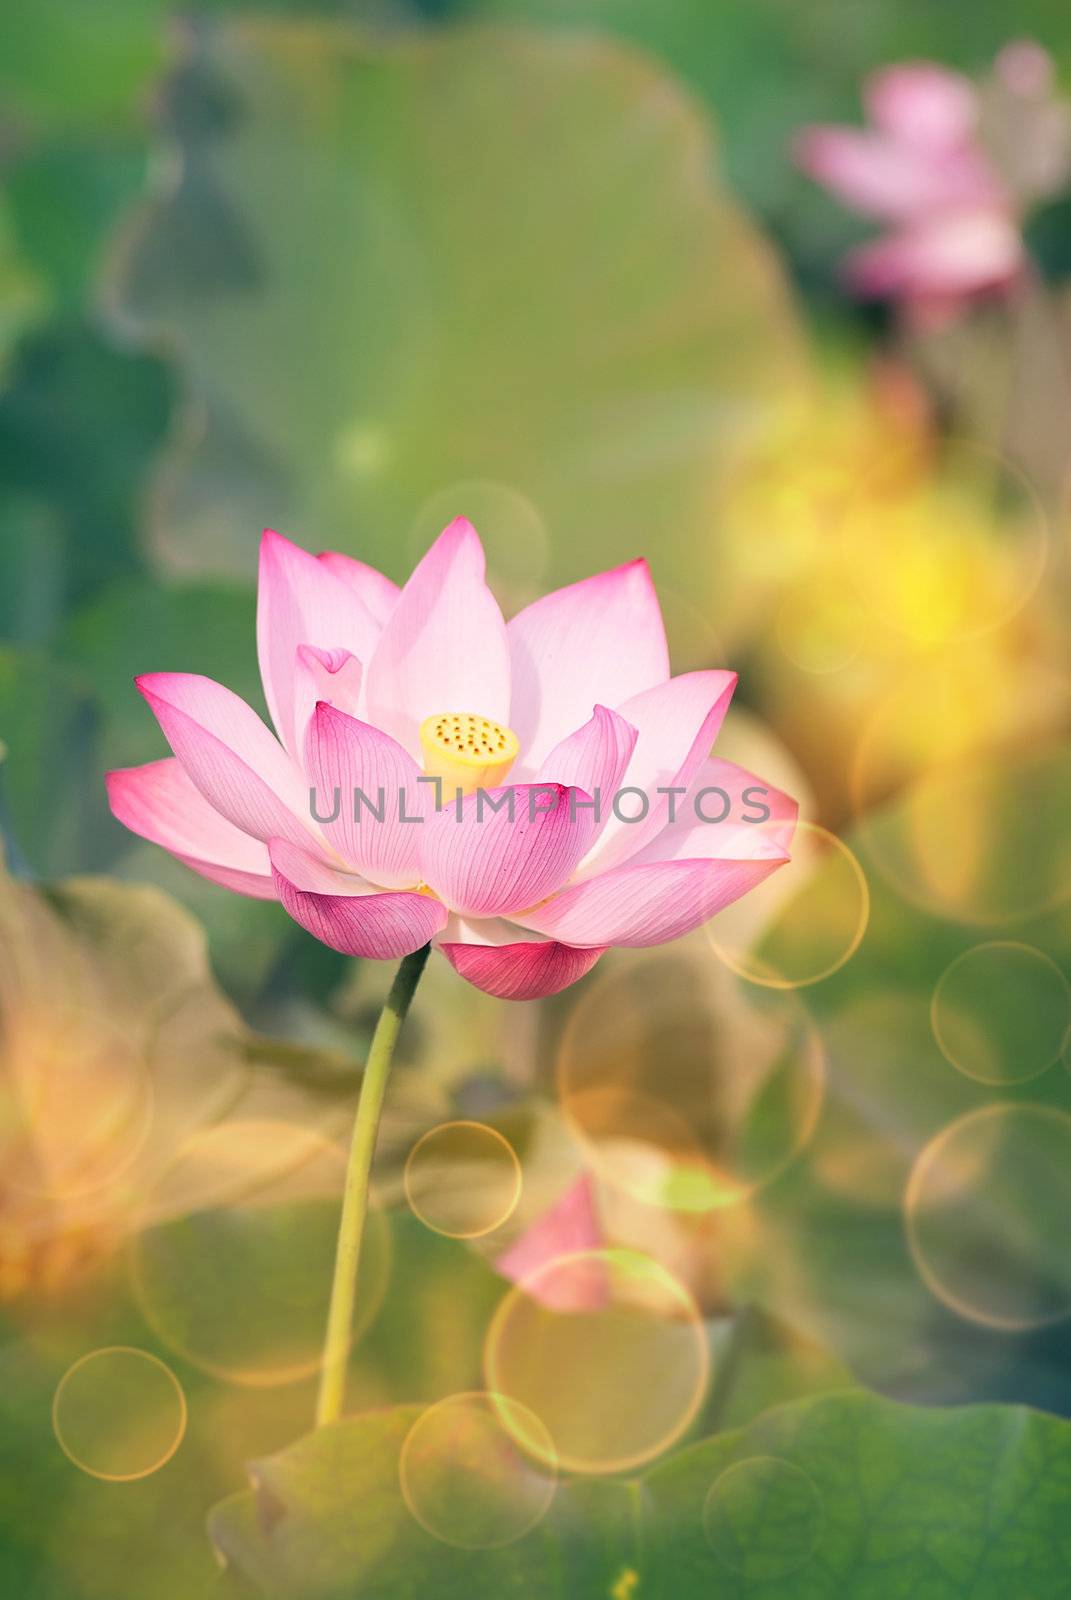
[315,942,430,1428]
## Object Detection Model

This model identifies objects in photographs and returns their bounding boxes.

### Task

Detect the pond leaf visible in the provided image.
[456,0,1071,232]
[644,1390,1071,1597]
[700,1305,855,1435]
[0,0,176,133]
[108,20,807,654]
[209,1388,1071,1597]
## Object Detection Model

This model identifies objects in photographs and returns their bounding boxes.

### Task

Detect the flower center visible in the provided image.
[419,711,520,795]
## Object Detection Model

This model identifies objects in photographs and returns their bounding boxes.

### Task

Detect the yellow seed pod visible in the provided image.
[419,712,520,795]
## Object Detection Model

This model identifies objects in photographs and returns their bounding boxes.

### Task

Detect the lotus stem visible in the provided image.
[315,942,430,1427]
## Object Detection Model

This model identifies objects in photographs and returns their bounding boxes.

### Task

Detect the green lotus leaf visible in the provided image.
[455,0,1071,225]
[209,1388,1071,1597]
[108,20,807,656]
[0,0,171,130]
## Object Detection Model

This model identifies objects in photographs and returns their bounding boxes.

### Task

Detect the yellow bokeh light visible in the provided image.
[776,580,864,675]
[484,1248,709,1475]
[404,1121,522,1240]
[853,680,1071,926]
[52,1347,186,1482]
[4,1010,152,1203]
[840,442,1047,648]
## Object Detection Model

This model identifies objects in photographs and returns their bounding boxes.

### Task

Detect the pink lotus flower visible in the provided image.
[496,1174,607,1310]
[107,521,794,1000]
[794,60,1025,317]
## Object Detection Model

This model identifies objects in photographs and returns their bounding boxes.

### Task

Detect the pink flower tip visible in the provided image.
[495,1174,607,1310]
[996,39,1054,98]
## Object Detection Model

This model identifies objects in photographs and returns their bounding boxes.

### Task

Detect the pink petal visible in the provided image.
[106,758,275,898]
[317,550,400,627]
[630,757,798,866]
[268,836,366,893]
[578,670,737,879]
[136,672,315,848]
[270,839,446,958]
[508,560,669,770]
[419,783,596,918]
[496,1175,608,1309]
[531,704,638,845]
[257,529,381,755]
[363,519,510,756]
[843,209,1023,300]
[511,851,788,948]
[996,41,1055,98]
[793,127,996,220]
[292,646,363,755]
[303,702,424,889]
[864,63,979,150]
[440,931,606,999]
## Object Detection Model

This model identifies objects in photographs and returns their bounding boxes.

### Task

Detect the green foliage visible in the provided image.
[2,7,1071,1597]
[0,200,46,378]
[733,748,1071,1409]
[59,577,263,767]
[209,1389,1071,1596]
[455,0,1071,229]
[0,323,174,644]
[0,0,171,131]
[108,20,806,635]
[0,644,103,875]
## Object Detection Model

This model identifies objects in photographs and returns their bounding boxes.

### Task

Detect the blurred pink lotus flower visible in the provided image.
[987,41,1071,206]
[495,1173,608,1310]
[794,49,1069,319]
[108,520,794,1000]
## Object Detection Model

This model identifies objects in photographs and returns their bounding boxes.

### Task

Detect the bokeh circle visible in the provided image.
[557,948,824,1211]
[399,1391,557,1549]
[52,1347,187,1481]
[905,1104,1071,1330]
[707,820,869,989]
[408,481,549,594]
[404,1121,522,1239]
[484,1247,709,1475]
[129,1121,389,1386]
[851,687,1071,927]
[931,942,1070,1085]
